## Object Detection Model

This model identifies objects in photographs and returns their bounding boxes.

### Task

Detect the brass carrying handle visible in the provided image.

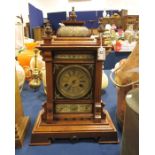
[110,66,139,88]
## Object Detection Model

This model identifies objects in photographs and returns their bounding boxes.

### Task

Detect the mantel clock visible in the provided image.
[30,35,118,145]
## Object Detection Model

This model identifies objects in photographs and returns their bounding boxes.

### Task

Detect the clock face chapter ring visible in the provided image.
[56,65,92,99]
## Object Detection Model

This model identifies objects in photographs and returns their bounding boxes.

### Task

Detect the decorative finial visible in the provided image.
[69,7,77,21]
[42,21,53,45]
[44,21,53,37]
[72,6,75,12]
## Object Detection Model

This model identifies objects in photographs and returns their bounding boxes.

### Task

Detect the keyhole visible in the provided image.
[64,83,69,87]
[79,84,83,88]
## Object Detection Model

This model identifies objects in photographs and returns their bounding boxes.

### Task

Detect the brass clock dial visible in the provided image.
[56,65,92,99]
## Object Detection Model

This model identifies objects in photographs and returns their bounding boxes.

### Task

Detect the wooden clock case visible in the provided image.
[30,36,118,145]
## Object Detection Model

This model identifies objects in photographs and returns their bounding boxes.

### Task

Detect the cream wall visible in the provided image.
[16,0,139,23]
[16,0,44,23]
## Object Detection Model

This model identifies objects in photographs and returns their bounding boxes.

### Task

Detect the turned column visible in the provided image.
[94,59,105,122]
[41,51,53,123]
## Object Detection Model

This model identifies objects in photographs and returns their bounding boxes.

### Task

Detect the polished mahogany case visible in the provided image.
[30,36,118,145]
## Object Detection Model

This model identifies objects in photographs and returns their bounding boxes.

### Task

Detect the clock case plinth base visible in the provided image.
[30,109,118,145]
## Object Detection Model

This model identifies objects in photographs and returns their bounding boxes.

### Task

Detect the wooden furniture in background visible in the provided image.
[24,23,31,38]
[123,15,139,30]
[120,9,128,16]
[30,33,118,145]
[99,17,122,28]
[15,71,30,148]
[99,15,139,30]
[33,27,44,41]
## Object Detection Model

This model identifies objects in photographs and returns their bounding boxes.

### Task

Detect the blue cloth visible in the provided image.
[47,12,66,32]
[16,70,122,155]
[75,11,99,28]
[28,3,44,37]
[114,52,131,65]
[47,10,119,31]
[104,52,130,69]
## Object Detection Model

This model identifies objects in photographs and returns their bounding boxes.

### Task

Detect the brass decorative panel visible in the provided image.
[56,65,92,99]
[54,54,94,60]
[56,104,92,113]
